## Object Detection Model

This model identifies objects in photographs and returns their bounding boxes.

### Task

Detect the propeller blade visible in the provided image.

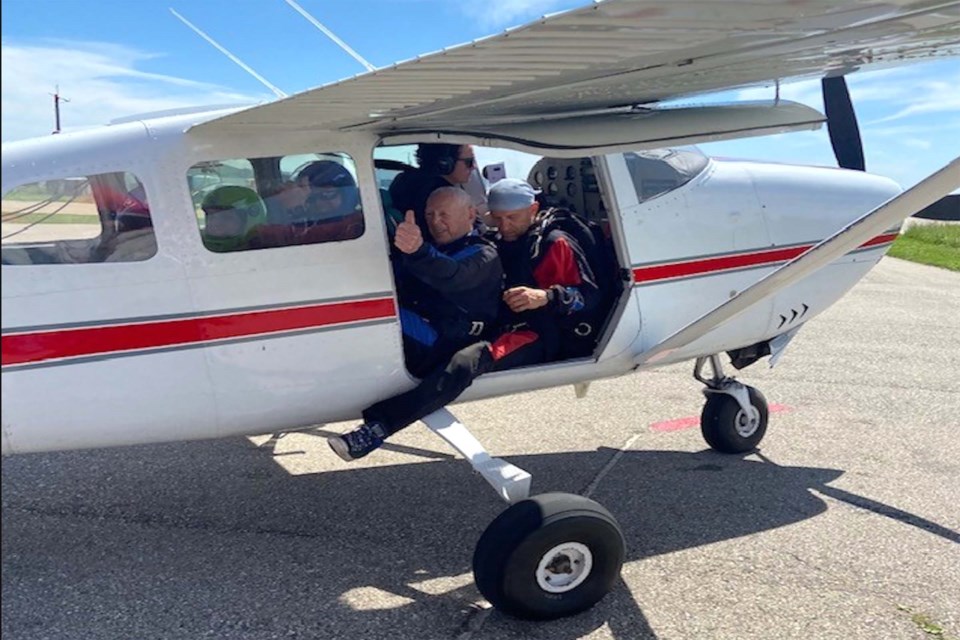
[822,76,866,171]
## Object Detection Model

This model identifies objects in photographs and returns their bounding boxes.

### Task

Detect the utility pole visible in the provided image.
[51,85,69,134]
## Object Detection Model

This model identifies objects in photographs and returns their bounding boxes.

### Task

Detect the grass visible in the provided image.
[2,212,99,225]
[897,604,956,639]
[888,223,960,271]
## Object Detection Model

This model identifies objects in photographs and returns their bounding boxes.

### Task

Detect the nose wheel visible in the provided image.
[473,492,625,620]
[695,355,770,453]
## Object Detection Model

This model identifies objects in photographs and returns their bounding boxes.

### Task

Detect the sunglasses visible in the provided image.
[204,205,245,215]
[458,157,476,168]
[310,188,342,201]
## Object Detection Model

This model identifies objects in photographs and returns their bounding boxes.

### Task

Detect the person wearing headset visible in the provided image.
[388,143,479,243]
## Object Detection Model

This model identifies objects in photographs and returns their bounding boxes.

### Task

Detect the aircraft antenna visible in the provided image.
[50,85,70,134]
[169,8,288,98]
[283,0,377,72]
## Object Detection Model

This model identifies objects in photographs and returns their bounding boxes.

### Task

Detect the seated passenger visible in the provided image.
[200,185,267,253]
[327,179,606,462]
[101,203,157,263]
[255,161,363,247]
[327,187,504,462]
[389,143,481,242]
[391,186,503,377]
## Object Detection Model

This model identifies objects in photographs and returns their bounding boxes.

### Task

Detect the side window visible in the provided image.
[624,147,709,202]
[1,171,156,265]
[188,152,364,254]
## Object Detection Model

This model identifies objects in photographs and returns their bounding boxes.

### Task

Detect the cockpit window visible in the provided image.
[624,147,709,202]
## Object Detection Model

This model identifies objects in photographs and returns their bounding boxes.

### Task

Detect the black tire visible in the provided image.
[473,492,625,620]
[700,385,769,453]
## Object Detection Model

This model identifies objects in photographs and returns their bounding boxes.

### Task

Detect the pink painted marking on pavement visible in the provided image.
[649,416,700,432]
[650,404,791,433]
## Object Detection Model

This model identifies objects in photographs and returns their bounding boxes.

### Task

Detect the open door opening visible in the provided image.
[372,141,627,380]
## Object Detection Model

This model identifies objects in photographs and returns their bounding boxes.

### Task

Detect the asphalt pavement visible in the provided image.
[3,256,958,640]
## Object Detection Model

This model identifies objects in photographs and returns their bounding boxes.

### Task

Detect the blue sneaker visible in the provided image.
[328,422,387,461]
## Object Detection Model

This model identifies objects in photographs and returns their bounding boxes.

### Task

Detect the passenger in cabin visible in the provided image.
[327,186,504,462]
[255,160,363,247]
[101,194,157,263]
[200,185,267,253]
[390,186,503,377]
[388,143,483,242]
[328,179,606,462]
[489,179,608,361]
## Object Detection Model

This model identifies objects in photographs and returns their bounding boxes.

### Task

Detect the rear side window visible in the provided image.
[1,172,156,265]
[188,152,364,253]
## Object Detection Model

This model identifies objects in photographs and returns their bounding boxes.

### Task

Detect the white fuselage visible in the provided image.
[0,112,901,454]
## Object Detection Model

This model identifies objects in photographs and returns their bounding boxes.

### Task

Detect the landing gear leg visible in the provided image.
[421,409,625,620]
[694,355,769,453]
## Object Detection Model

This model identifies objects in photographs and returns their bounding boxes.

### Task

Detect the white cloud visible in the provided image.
[866,75,960,124]
[1,39,267,143]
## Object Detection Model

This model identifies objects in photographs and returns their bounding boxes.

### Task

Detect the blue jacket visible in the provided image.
[396,232,503,349]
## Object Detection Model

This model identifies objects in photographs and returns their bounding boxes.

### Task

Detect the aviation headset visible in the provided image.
[418,143,461,176]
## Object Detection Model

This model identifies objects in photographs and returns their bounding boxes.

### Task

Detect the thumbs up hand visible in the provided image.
[394,209,424,254]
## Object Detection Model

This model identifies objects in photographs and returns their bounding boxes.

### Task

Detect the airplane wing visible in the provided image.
[637,156,960,365]
[190,0,960,136]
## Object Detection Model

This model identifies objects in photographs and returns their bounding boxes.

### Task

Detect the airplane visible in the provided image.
[2,0,959,622]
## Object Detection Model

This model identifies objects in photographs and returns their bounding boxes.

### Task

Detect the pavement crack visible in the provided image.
[583,430,645,498]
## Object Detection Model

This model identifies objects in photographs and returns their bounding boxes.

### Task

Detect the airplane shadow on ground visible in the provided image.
[3,433,945,640]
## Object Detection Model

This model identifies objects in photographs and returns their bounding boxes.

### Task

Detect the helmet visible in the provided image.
[295,161,359,217]
[201,185,267,252]
[201,185,266,220]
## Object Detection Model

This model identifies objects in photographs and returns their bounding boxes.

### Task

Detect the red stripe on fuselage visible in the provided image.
[1,297,396,367]
[632,233,898,284]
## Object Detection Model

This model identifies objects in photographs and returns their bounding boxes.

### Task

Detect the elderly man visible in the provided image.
[328,186,502,461]
[328,178,608,462]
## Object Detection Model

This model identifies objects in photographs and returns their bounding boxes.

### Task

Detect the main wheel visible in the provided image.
[473,492,625,620]
[700,385,769,453]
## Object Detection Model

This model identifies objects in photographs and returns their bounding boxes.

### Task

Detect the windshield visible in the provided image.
[623,147,709,202]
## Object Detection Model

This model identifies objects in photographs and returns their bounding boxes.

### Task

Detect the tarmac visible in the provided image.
[2,256,958,640]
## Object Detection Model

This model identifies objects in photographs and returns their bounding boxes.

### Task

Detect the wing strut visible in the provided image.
[638,157,960,366]
[169,9,287,98]
[283,0,377,72]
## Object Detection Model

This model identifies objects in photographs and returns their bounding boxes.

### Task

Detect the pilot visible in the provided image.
[200,185,267,253]
[328,179,607,462]
[327,186,503,462]
[388,143,483,242]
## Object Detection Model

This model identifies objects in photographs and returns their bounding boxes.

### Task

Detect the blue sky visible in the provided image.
[2,0,957,190]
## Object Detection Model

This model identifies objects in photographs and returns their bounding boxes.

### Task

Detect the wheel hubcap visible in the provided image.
[535,542,593,593]
[734,405,761,437]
